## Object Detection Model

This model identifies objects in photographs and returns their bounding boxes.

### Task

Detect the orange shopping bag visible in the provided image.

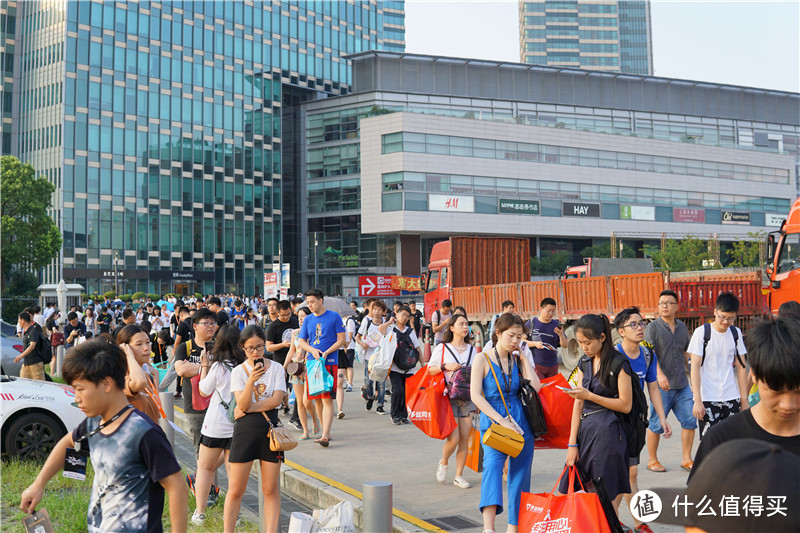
[405,366,457,440]
[534,374,575,449]
[519,466,612,533]
[465,427,483,473]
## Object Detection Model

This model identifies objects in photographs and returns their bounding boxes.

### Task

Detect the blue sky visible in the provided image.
[404,1,800,93]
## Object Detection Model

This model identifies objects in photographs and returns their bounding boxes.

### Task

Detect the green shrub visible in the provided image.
[147,293,161,301]
[194,292,203,299]
[132,291,146,300]
[103,290,117,299]
[119,294,133,302]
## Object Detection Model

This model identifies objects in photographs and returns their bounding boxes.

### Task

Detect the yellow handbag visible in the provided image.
[482,351,525,458]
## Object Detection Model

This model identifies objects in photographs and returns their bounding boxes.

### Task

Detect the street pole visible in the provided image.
[314,232,319,289]
[362,481,393,533]
[114,251,119,295]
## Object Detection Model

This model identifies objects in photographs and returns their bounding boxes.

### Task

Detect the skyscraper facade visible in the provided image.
[519,0,653,75]
[4,0,404,296]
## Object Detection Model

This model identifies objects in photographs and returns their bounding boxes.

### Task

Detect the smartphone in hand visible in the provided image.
[254,358,265,368]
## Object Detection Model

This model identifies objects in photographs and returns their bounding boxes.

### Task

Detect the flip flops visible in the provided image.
[315,437,330,447]
[680,460,694,471]
[647,461,667,472]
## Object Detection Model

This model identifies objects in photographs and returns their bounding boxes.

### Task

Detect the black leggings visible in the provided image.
[389,372,410,420]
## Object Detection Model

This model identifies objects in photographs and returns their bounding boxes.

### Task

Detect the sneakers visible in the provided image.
[436,461,448,483]
[337,411,345,419]
[289,419,303,431]
[634,525,654,533]
[453,476,471,489]
[392,417,402,425]
[365,399,374,411]
[191,510,206,526]
[186,473,196,496]
[173,391,182,399]
[361,386,369,401]
[401,418,410,424]
[207,483,220,506]
[346,384,353,392]
[376,406,386,415]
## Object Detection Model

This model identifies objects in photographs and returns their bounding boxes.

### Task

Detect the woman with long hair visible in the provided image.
[245,307,258,327]
[559,314,632,515]
[116,324,162,422]
[470,313,540,533]
[191,325,247,526]
[283,307,320,439]
[150,306,167,333]
[83,307,96,338]
[428,314,478,489]
[224,325,286,532]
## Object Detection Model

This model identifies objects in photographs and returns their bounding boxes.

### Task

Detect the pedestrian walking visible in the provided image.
[431,299,453,348]
[526,298,568,381]
[357,300,394,414]
[116,324,162,423]
[389,306,422,425]
[15,312,46,380]
[284,307,321,438]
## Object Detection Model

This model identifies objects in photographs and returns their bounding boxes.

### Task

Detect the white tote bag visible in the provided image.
[312,501,356,533]
[288,512,317,533]
[368,330,396,382]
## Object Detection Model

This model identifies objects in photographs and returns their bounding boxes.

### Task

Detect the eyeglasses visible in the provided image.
[624,321,647,329]
[243,345,265,353]
[197,321,217,327]
[658,301,678,307]
[716,314,736,323]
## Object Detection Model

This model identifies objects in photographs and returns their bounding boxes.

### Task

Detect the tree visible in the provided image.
[1,156,62,290]
[531,251,571,276]
[580,242,635,259]
[726,232,764,267]
[642,235,711,272]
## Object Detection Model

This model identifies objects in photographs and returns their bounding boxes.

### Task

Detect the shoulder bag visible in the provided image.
[263,413,298,451]
[481,350,524,458]
[516,356,548,436]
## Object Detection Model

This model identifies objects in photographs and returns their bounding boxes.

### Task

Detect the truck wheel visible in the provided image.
[4,413,65,462]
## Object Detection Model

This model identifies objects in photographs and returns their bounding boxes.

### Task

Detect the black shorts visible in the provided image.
[339,349,355,369]
[200,435,232,450]
[229,410,284,464]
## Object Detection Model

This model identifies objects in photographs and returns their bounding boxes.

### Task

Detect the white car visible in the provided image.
[1,375,84,461]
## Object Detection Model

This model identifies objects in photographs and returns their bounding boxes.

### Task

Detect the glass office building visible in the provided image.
[520,0,653,75]
[5,0,405,296]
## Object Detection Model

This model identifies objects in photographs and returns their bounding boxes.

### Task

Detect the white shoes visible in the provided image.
[191,510,206,526]
[436,461,448,483]
[453,476,471,489]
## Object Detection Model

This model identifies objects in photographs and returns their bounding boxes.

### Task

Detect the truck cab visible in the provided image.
[421,241,451,323]
[766,197,800,315]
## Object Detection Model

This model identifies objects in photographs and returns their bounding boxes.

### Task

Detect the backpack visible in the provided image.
[444,344,474,401]
[35,325,53,364]
[582,352,648,458]
[216,361,238,423]
[393,327,419,371]
[701,323,745,368]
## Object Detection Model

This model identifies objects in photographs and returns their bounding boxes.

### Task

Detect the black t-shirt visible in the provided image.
[96,313,113,333]
[173,339,206,413]
[265,317,299,364]
[689,409,800,483]
[65,321,87,346]
[410,310,423,335]
[22,325,43,365]
[215,310,230,327]
[175,318,193,342]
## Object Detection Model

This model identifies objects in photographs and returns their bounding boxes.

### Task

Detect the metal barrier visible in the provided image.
[363,481,393,533]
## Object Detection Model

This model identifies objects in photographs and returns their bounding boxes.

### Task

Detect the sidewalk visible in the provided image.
[174,360,689,532]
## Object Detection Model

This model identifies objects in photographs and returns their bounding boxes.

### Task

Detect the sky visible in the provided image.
[404,1,800,93]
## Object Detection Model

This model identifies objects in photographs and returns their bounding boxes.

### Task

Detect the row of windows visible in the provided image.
[524,15,618,27]
[19,82,61,113]
[307,144,360,178]
[18,125,61,154]
[21,4,61,34]
[522,1,618,13]
[305,225,397,271]
[20,42,63,73]
[380,172,791,212]
[307,179,360,213]
[381,132,791,184]
[1,12,16,35]
[381,192,786,225]
[580,56,620,66]
[524,29,619,39]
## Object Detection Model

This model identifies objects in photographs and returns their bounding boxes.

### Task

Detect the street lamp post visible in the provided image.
[114,251,119,295]
[314,232,319,289]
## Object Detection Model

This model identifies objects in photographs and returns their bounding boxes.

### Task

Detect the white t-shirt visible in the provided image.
[345,317,358,351]
[390,325,421,374]
[199,360,236,438]
[483,339,535,371]
[230,359,287,406]
[33,314,46,329]
[429,342,475,381]
[687,325,747,402]
[358,318,384,360]
[432,310,452,343]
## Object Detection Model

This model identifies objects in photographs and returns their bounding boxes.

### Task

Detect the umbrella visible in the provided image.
[156,300,175,312]
[323,296,357,318]
[112,299,124,306]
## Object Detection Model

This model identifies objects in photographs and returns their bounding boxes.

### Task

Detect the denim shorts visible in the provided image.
[648,385,697,432]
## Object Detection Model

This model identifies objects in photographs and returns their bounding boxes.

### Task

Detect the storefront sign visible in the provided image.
[149,270,215,282]
[429,194,475,213]
[765,213,785,227]
[359,276,401,297]
[263,272,279,299]
[389,276,420,292]
[721,211,751,225]
[499,199,540,215]
[562,202,600,218]
[620,205,655,221]
[673,208,705,223]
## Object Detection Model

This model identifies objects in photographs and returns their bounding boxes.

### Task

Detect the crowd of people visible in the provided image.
[14,287,800,533]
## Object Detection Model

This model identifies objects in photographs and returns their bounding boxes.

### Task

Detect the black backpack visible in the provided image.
[701,323,745,368]
[393,327,419,371]
[34,324,53,365]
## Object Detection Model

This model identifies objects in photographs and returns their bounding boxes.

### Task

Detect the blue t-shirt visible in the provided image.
[529,318,560,367]
[298,310,346,365]
[615,343,657,390]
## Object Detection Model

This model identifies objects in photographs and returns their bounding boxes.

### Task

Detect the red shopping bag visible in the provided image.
[190,374,212,411]
[405,366,456,440]
[534,374,575,449]
[519,466,612,533]
[465,427,484,473]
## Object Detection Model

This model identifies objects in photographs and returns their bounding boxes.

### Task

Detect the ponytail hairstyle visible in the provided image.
[574,313,617,389]
[211,325,246,366]
[442,314,469,344]
[491,313,526,347]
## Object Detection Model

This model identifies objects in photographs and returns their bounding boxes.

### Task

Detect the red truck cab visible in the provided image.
[766,197,800,315]
[421,241,450,324]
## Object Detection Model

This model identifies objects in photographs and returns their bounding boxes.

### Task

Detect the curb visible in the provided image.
[173,409,441,532]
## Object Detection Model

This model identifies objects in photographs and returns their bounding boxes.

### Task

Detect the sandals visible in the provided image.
[299,435,311,441]
[647,461,667,473]
[680,460,694,471]
[315,437,330,448]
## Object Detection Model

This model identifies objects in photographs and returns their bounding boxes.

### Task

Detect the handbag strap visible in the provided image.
[549,465,587,496]
[484,350,511,419]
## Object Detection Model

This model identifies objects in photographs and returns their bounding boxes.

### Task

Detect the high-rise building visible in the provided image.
[519,0,653,75]
[3,0,404,296]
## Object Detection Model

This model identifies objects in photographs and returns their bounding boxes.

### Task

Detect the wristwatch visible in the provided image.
[440,364,445,372]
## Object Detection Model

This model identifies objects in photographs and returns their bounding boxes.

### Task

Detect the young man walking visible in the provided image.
[644,289,695,472]
[15,312,45,380]
[356,300,394,414]
[297,289,347,447]
[20,339,187,532]
[689,292,749,439]
[527,297,568,381]
[430,299,453,348]
[388,306,422,425]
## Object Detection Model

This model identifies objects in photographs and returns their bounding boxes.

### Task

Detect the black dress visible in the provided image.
[229,408,283,464]
[559,354,631,499]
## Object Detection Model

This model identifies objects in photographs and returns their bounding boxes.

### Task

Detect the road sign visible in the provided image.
[359,276,401,297]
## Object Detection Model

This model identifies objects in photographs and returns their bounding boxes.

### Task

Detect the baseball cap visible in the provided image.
[652,438,798,532]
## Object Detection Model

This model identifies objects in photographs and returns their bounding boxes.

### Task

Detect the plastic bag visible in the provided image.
[307,358,334,397]
[312,501,356,533]
[368,330,395,382]
[405,365,457,439]
[288,511,317,533]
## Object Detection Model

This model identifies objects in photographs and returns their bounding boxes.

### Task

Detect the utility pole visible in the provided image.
[114,251,119,295]
[314,232,319,289]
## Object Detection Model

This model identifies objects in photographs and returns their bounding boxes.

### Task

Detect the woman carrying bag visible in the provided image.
[283,307,321,439]
[225,325,287,532]
[470,313,540,533]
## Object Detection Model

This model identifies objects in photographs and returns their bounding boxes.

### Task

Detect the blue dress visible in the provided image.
[479,350,535,526]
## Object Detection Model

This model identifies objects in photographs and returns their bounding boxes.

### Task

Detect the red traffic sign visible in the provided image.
[359,276,401,297]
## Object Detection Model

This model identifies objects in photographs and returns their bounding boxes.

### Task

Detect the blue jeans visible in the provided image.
[648,385,697,432]
[364,364,385,406]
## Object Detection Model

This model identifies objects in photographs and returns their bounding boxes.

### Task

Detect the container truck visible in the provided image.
[563,258,654,278]
[765,196,800,315]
